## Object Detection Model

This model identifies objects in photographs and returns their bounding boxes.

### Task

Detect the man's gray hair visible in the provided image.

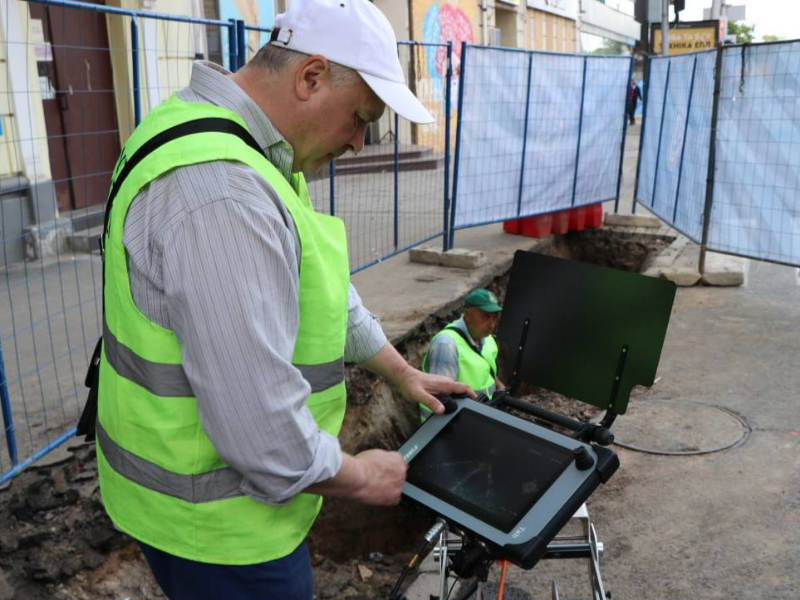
[249,44,362,88]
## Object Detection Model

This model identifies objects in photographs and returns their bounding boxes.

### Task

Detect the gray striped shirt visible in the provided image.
[123,61,387,505]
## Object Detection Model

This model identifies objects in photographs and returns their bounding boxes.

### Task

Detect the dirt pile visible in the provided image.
[0,444,126,599]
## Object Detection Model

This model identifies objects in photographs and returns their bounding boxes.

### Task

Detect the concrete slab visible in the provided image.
[68,225,103,254]
[646,236,691,269]
[641,237,745,288]
[23,219,72,261]
[603,214,662,228]
[702,252,747,287]
[408,245,487,269]
[658,267,702,287]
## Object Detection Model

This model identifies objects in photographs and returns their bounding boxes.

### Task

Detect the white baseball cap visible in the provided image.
[269,0,434,124]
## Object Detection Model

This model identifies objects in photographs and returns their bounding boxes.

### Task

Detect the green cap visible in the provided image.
[464,288,502,313]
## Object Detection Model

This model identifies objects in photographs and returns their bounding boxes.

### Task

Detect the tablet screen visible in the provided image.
[406,409,575,532]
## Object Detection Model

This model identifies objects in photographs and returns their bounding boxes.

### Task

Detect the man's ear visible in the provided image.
[295,55,330,101]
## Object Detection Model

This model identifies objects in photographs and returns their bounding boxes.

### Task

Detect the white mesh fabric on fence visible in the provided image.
[453,46,631,230]
[710,42,800,265]
[573,56,631,206]
[453,46,530,228]
[520,53,583,217]
[636,51,716,242]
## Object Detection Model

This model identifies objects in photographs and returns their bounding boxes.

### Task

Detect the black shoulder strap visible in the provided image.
[103,117,266,236]
[444,325,497,379]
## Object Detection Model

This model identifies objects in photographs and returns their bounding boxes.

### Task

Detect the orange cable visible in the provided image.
[497,559,509,600]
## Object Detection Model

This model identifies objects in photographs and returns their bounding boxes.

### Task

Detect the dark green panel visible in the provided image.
[497,251,676,414]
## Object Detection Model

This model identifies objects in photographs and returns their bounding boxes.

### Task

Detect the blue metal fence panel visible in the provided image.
[453,46,631,230]
[651,55,694,226]
[635,58,668,211]
[708,42,800,265]
[636,42,800,265]
[452,45,530,228]
[635,51,716,242]
[574,55,632,207]
[323,41,452,273]
[673,50,716,241]
[520,52,583,217]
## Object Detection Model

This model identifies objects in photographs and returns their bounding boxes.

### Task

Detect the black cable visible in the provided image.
[445,575,460,600]
[450,577,479,600]
[387,540,426,600]
[388,520,447,600]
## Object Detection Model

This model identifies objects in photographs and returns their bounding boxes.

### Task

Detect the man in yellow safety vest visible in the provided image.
[93,0,472,597]
[421,288,505,419]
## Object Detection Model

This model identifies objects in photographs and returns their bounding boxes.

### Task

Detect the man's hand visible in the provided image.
[305,450,407,506]
[394,365,474,415]
[350,449,408,505]
[360,342,475,415]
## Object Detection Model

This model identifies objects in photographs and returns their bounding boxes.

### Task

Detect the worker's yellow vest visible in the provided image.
[97,96,349,565]
[420,321,498,418]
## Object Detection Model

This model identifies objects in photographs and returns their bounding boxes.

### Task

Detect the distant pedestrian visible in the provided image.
[628,78,642,125]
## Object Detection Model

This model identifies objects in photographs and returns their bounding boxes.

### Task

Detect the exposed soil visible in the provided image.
[0,391,597,600]
[0,229,668,600]
[550,229,673,274]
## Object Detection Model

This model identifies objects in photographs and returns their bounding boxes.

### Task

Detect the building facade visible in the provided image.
[1,0,275,263]
[578,0,640,54]
[526,0,578,53]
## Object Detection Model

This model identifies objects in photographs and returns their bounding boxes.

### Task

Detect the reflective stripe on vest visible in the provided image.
[104,318,344,396]
[97,422,244,503]
[97,96,350,565]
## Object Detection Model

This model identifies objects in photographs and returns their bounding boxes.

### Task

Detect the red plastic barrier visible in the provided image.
[503,219,523,234]
[521,214,553,238]
[552,211,570,234]
[568,207,586,231]
[586,203,603,228]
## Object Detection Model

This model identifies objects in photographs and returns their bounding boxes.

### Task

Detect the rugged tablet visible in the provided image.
[399,398,618,569]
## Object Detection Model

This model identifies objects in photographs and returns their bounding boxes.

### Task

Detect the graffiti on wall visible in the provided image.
[420,2,475,103]
[409,1,478,147]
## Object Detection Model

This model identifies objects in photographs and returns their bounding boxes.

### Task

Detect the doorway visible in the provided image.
[29,0,120,211]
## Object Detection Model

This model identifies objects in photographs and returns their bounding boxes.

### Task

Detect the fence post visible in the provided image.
[393,111,400,251]
[699,46,724,275]
[570,56,588,207]
[632,56,653,214]
[130,16,141,126]
[443,42,453,252]
[673,55,699,224]
[0,328,17,467]
[227,19,238,72]
[448,42,469,251]
[650,59,672,211]
[236,20,246,69]
[615,56,635,214]
[516,52,534,219]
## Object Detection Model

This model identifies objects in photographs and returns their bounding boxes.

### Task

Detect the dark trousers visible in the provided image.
[139,540,313,600]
